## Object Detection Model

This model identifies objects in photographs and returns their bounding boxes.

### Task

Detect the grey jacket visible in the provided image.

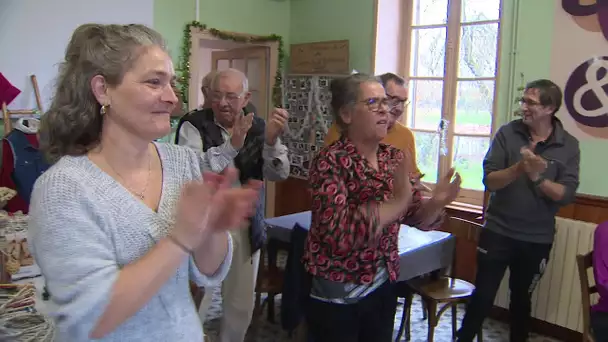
[483,118,580,244]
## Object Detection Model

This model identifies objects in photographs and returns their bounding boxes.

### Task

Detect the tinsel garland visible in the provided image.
[176,21,285,108]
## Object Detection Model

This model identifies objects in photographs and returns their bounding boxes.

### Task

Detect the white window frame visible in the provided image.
[395,0,504,207]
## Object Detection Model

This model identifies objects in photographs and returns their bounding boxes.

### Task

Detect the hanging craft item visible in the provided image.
[282,75,335,179]
[0,212,38,281]
[0,188,16,210]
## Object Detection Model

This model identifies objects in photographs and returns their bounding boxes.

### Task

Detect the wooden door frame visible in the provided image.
[188,28,281,218]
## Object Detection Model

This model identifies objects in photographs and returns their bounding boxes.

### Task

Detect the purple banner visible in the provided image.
[563,0,608,40]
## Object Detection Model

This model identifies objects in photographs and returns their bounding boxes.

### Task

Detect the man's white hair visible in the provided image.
[201,70,218,89]
[211,68,249,93]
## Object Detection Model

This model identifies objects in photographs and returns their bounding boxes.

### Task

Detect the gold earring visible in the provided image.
[100,104,107,115]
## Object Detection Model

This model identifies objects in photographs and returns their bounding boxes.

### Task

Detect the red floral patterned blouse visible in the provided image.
[303,137,443,285]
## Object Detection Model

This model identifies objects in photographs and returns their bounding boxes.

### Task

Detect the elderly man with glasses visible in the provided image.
[175,68,290,342]
[200,70,256,114]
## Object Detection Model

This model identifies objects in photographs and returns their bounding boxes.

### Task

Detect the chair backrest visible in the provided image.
[576,251,597,342]
[446,217,484,278]
[447,216,484,243]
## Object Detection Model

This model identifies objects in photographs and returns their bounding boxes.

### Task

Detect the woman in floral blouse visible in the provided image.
[303,73,462,342]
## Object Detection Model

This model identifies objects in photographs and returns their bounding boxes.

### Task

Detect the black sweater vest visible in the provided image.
[175,108,267,253]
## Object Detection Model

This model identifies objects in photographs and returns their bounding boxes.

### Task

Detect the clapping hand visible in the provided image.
[520,147,547,181]
[265,108,289,145]
[411,172,431,192]
[230,113,254,149]
[173,168,262,250]
[432,168,462,206]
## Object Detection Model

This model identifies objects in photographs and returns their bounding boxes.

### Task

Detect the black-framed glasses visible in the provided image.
[210,91,242,103]
[359,97,390,112]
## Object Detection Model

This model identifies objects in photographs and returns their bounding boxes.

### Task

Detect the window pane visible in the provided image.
[454,80,494,135]
[461,0,501,22]
[412,0,448,26]
[410,27,447,77]
[458,23,499,78]
[413,131,440,184]
[452,135,490,190]
[407,80,443,130]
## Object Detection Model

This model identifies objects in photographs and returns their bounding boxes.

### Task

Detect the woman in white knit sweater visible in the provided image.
[27,23,261,341]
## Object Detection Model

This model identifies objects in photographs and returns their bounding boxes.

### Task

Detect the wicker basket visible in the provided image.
[0,283,55,341]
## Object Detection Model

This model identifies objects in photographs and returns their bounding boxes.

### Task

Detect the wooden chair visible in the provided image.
[254,242,285,323]
[576,251,597,342]
[397,217,483,342]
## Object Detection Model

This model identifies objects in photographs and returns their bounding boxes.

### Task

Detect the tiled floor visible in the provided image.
[203,286,563,342]
[29,273,562,342]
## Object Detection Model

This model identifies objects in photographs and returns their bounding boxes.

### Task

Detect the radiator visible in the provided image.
[493,217,597,333]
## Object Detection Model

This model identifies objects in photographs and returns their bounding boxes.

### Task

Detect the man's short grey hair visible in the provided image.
[211,68,249,93]
[201,70,218,89]
[378,73,406,88]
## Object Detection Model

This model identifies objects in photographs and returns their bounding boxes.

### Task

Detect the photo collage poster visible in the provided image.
[282,75,335,179]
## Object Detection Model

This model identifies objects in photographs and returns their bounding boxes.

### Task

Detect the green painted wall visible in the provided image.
[153,0,197,61]
[198,0,290,47]
[289,0,375,73]
[153,0,291,62]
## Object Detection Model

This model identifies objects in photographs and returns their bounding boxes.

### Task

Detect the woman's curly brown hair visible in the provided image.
[40,23,166,163]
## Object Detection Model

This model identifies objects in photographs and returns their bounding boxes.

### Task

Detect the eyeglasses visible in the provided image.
[518,97,541,107]
[386,94,410,109]
[210,91,242,103]
[359,97,391,112]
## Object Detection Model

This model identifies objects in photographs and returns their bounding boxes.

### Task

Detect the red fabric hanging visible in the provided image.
[0,73,21,106]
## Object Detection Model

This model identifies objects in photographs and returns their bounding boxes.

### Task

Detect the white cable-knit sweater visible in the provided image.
[27,143,233,342]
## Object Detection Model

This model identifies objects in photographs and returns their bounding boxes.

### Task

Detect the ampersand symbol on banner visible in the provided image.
[564,56,608,129]
[573,58,608,117]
